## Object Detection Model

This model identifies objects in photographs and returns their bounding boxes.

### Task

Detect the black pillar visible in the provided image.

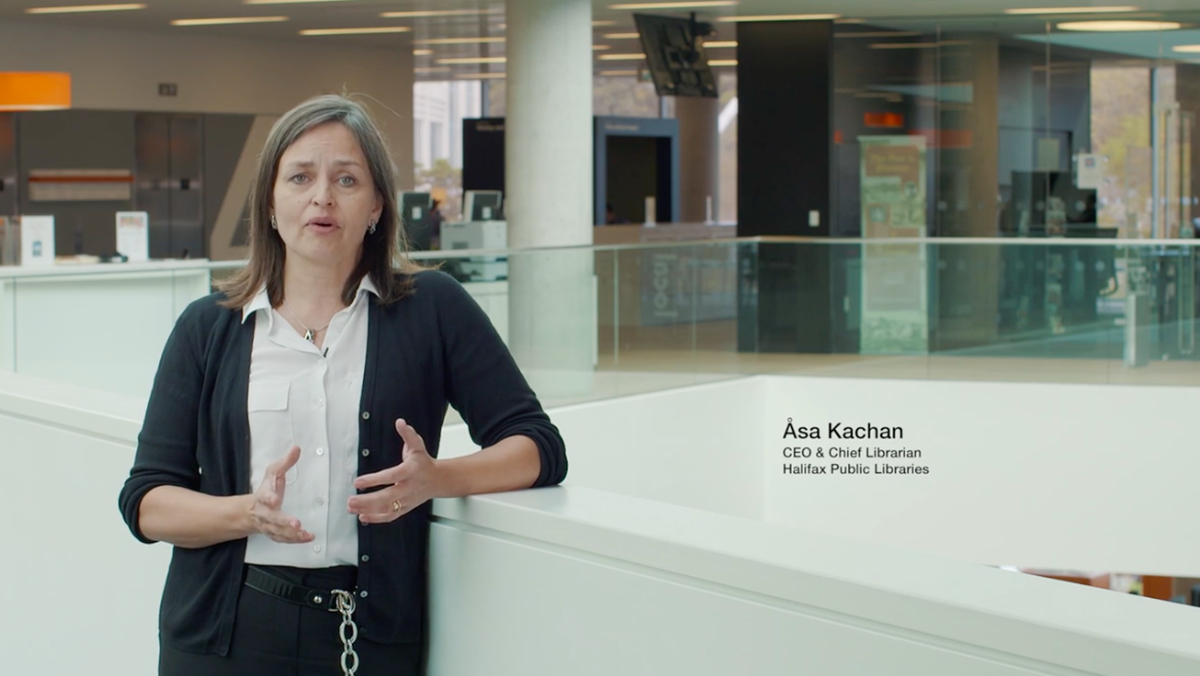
[736,20,835,352]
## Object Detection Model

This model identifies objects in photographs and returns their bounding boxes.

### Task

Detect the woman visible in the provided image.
[118,94,567,675]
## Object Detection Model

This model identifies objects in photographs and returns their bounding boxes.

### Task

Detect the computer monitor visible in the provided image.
[464,190,503,221]
[399,191,432,251]
[633,13,718,98]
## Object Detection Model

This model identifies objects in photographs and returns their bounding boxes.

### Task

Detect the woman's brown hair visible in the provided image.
[218,93,421,309]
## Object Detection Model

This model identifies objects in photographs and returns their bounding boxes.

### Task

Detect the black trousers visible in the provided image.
[160,565,422,676]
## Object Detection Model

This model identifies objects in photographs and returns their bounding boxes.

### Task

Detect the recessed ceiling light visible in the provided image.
[413,49,433,56]
[26,3,144,13]
[718,14,839,22]
[593,45,612,50]
[708,59,738,66]
[437,57,507,64]
[704,40,737,48]
[455,72,506,80]
[600,69,639,76]
[414,37,505,45]
[381,9,495,17]
[172,16,289,26]
[604,33,641,39]
[592,20,618,27]
[1057,19,1180,30]
[609,2,738,10]
[1173,44,1200,52]
[598,53,647,60]
[1005,6,1138,14]
[299,27,412,35]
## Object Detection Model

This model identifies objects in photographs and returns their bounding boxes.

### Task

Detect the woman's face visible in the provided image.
[271,122,383,270]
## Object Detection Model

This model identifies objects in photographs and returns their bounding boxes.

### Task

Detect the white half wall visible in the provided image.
[0,262,211,399]
[440,377,766,520]
[461,373,1200,576]
[761,375,1200,576]
[4,372,1200,675]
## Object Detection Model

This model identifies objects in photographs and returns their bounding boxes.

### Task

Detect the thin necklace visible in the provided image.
[279,302,330,343]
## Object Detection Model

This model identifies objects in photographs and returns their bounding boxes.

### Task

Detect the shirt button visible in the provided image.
[316,497,325,506]
[360,555,370,563]
[314,544,323,553]
[317,398,325,407]
[316,447,325,456]
[359,590,368,598]
[361,411,370,420]
[361,448,370,457]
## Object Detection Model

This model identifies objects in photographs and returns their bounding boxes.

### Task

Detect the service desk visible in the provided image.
[0,260,212,399]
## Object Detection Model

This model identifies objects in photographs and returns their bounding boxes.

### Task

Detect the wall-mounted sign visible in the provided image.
[29,169,133,202]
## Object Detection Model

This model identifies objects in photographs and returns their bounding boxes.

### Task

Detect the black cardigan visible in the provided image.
[118,270,567,655]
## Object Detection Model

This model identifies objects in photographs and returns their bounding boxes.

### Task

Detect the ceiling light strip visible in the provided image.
[300,27,411,35]
[172,16,289,26]
[609,2,738,10]
[26,3,144,13]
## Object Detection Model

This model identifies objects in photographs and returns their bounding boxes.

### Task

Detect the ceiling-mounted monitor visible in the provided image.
[633,13,719,98]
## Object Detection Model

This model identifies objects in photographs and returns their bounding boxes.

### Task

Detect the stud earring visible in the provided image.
[367,220,377,235]
[270,214,278,230]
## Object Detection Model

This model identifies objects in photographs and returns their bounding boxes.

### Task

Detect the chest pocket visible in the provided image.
[248,380,297,484]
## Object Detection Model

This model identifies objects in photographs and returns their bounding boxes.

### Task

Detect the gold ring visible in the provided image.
[392,499,402,512]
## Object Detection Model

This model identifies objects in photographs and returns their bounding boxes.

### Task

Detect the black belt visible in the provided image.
[244,565,353,612]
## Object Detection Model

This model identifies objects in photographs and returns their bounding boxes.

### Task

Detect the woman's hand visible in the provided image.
[348,419,441,523]
[249,446,314,543]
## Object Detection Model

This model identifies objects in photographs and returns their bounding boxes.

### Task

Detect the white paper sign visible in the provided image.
[1076,153,1104,190]
[20,215,55,267]
[116,211,150,262]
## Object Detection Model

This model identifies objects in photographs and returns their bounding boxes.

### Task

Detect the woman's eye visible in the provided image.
[290,174,308,184]
[339,176,356,186]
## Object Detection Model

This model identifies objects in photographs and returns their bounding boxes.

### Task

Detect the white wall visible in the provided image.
[0,20,415,188]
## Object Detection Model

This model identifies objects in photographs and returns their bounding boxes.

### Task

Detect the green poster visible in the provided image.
[859,136,929,355]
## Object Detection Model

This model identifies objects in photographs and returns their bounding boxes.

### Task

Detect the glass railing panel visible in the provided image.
[1,238,1197,403]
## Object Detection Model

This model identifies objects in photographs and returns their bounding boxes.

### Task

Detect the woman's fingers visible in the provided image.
[252,508,312,543]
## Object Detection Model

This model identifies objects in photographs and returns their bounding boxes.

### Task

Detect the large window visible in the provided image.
[413,81,483,221]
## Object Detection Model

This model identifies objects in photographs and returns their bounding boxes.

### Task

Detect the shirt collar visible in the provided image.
[240,274,380,324]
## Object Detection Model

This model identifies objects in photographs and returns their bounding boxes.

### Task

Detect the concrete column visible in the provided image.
[674,96,720,223]
[504,0,595,395]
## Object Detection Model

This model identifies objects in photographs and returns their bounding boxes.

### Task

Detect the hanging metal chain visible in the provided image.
[331,590,359,676]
